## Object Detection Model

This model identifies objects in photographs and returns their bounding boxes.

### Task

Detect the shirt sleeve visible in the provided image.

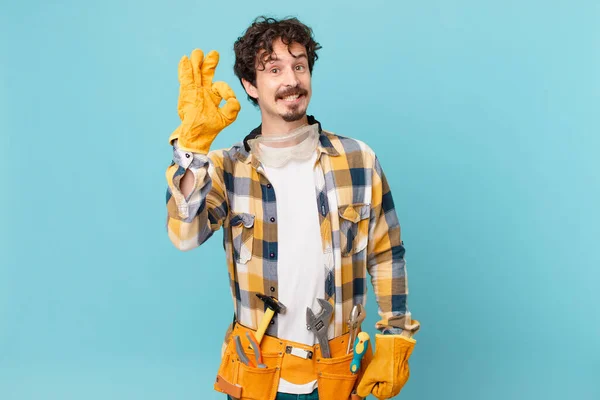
[165,140,229,251]
[367,155,420,337]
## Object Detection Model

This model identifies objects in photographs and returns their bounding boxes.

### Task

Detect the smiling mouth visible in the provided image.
[278,93,304,103]
[277,88,308,104]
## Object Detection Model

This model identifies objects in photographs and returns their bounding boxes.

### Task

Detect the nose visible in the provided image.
[281,66,300,87]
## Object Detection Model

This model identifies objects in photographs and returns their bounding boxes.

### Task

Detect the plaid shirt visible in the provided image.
[165,116,419,338]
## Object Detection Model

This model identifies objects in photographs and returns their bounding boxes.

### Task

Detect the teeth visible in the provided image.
[283,94,300,101]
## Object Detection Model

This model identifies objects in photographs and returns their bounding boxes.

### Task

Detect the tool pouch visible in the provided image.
[314,336,373,400]
[214,323,373,400]
[316,352,357,399]
[215,331,281,400]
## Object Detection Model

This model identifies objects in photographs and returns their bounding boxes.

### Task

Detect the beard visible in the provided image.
[281,103,307,122]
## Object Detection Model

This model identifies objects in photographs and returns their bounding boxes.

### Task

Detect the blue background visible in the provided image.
[1,0,599,399]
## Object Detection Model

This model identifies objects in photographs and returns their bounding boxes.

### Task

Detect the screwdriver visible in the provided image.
[350,332,370,374]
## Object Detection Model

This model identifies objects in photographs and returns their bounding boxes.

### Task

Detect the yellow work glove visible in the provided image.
[168,49,241,154]
[356,334,416,399]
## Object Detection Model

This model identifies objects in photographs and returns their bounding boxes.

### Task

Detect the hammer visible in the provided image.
[255,294,287,344]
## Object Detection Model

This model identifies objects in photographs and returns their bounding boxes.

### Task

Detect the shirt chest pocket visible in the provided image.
[338,204,371,256]
[230,213,255,264]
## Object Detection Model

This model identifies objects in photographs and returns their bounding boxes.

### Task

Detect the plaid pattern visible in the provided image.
[165,116,419,338]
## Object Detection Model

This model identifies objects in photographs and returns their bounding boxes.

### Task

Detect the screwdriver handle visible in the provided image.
[350,332,370,374]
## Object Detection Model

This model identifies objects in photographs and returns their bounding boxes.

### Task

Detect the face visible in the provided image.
[243,38,312,123]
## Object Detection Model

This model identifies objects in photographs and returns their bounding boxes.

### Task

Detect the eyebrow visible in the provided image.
[291,52,308,60]
[265,53,307,65]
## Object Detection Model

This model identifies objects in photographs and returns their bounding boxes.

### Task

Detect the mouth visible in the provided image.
[279,93,303,103]
[276,89,308,104]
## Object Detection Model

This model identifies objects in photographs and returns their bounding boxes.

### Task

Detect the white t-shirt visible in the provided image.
[262,148,325,394]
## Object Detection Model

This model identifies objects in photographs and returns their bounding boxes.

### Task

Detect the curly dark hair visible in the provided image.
[233,16,322,106]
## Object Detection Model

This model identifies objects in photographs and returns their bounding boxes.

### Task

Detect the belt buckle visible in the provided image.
[285,346,313,360]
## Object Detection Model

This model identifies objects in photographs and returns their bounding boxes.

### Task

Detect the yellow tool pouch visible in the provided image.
[214,323,372,400]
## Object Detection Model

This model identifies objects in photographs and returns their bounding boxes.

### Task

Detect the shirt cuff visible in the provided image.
[172,139,209,170]
[381,327,405,335]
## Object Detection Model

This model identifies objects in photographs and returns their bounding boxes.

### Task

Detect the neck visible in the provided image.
[260,115,309,137]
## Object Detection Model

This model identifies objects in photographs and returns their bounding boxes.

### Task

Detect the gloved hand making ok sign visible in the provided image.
[168,49,241,154]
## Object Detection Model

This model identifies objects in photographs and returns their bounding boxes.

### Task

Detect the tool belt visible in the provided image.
[214,323,372,400]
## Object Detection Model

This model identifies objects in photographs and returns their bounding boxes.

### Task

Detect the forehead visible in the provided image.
[258,38,307,64]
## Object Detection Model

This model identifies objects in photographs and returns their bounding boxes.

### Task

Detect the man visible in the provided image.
[165,16,420,400]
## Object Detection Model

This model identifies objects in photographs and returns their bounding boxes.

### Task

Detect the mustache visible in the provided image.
[276,87,308,99]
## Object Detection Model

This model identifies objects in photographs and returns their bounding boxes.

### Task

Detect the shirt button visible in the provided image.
[267,184,272,189]
[270,319,275,324]
[269,252,275,258]
[270,217,275,222]
[185,153,190,158]
[270,286,275,292]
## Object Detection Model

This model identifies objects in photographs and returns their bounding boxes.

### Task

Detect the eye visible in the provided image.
[270,67,280,74]
[295,64,306,71]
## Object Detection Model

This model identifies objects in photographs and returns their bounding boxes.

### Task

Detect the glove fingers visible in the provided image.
[213,81,240,121]
[358,380,392,400]
[356,379,376,398]
[356,365,377,398]
[178,55,194,87]
[201,50,219,86]
[190,49,204,86]
[219,98,241,122]
[212,81,236,100]
[372,383,392,400]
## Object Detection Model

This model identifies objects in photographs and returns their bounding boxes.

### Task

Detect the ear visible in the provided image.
[241,78,259,100]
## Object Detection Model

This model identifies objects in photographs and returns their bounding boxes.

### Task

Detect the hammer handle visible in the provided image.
[255,308,275,344]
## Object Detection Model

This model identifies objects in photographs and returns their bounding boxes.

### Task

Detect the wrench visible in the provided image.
[346,304,366,354]
[306,298,333,358]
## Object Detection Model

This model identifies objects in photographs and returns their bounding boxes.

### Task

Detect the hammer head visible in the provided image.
[256,293,287,314]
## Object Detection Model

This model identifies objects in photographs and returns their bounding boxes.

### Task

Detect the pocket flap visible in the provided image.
[230,213,255,228]
[338,204,370,223]
[215,375,242,398]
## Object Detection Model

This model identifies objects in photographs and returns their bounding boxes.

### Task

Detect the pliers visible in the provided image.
[234,332,266,369]
[347,304,366,353]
